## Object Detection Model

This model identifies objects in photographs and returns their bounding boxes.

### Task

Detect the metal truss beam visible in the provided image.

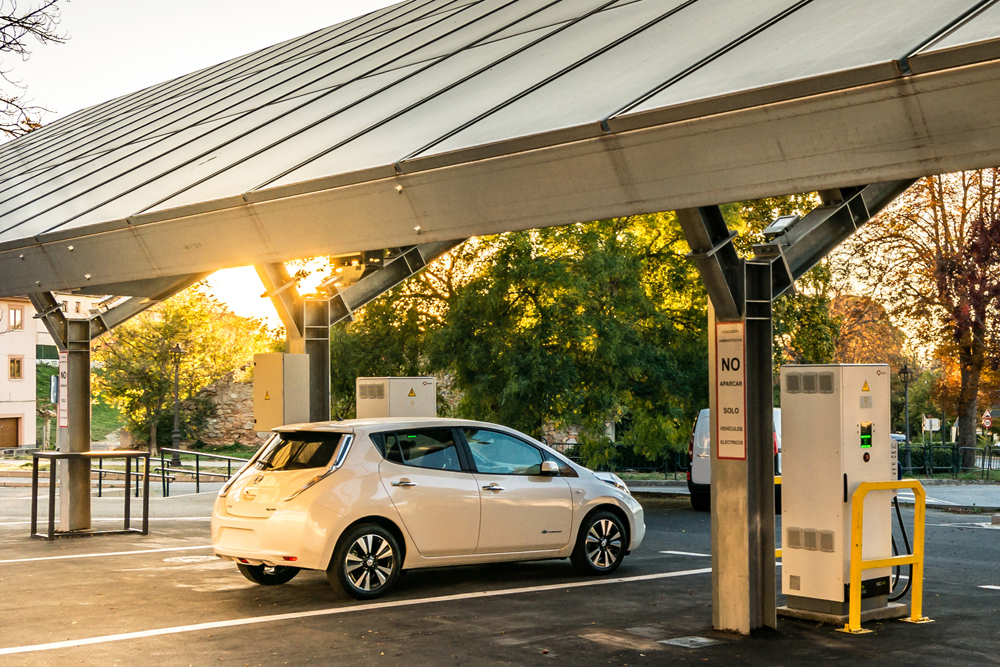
[330,239,464,326]
[255,263,304,343]
[753,180,916,298]
[676,206,745,322]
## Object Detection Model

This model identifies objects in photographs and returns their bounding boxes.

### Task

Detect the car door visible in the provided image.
[461,428,573,554]
[378,428,482,557]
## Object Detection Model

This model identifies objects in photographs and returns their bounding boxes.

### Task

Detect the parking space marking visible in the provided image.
[0,567,712,655]
[0,545,213,564]
[979,585,1000,590]
[659,550,711,557]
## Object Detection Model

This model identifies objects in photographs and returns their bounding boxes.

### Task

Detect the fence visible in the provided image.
[156,448,251,497]
[898,442,1000,480]
[561,445,689,479]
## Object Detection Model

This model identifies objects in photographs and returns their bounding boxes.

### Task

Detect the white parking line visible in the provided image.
[980,585,1000,590]
[660,550,711,557]
[0,545,213,564]
[0,567,712,655]
[0,517,209,527]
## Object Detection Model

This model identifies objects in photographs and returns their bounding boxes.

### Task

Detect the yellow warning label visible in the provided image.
[408,389,416,397]
[862,381,869,392]
[264,391,270,400]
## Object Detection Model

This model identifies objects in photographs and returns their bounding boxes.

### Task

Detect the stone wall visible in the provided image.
[195,377,269,447]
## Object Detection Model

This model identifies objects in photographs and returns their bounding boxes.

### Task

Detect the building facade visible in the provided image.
[0,297,37,448]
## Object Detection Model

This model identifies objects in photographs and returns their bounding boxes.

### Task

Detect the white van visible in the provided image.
[686,408,782,512]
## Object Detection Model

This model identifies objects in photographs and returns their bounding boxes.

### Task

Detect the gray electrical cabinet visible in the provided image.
[780,364,894,616]
[356,377,436,419]
[253,353,310,431]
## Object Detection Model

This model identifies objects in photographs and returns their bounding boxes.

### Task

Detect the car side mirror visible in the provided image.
[540,460,559,476]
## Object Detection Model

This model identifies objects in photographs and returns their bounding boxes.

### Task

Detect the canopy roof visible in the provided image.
[2,0,1000,297]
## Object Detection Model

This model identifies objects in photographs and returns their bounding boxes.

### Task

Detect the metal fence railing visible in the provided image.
[560,446,689,480]
[157,448,250,497]
[899,442,1000,480]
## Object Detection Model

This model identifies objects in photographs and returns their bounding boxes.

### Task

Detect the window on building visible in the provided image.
[8,308,22,331]
[74,301,81,314]
[9,356,23,381]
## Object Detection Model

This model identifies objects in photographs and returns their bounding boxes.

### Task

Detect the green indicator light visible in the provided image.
[860,421,873,449]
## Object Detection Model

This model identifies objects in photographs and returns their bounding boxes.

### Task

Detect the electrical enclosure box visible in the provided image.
[356,377,436,419]
[253,353,310,431]
[781,364,894,613]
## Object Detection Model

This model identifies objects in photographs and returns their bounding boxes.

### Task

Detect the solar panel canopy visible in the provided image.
[2,0,1000,298]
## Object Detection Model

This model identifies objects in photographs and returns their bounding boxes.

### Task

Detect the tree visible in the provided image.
[842,171,1000,460]
[0,1,65,137]
[92,286,279,454]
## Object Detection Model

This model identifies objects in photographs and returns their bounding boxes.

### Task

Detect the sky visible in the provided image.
[10,0,400,326]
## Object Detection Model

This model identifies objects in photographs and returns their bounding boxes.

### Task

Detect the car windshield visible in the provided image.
[255,432,345,471]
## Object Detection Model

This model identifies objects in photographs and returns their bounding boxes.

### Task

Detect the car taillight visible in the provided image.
[773,432,778,456]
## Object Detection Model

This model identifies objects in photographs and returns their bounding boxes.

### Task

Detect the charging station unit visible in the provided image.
[252,353,311,431]
[777,364,908,624]
[355,377,437,419]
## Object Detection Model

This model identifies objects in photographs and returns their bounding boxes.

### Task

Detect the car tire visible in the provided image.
[236,562,300,586]
[571,511,627,575]
[328,523,401,600]
[690,491,710,512]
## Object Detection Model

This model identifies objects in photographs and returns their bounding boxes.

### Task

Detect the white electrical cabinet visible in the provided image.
[781,364,894,614]
[356,377,436,419]
[253,353,310,431]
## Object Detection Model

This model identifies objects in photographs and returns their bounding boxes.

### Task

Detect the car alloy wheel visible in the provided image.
[329,523,402,600]
[346,534,395,592]
[572,511,626,575]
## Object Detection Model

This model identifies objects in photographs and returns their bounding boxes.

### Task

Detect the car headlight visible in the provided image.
[599,473,631,496]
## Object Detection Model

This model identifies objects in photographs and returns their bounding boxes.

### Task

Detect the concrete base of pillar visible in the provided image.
[777,602,909,626]
[991,514,1000,526]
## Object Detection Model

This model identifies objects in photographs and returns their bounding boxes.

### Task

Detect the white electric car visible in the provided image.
[212,418,645,599]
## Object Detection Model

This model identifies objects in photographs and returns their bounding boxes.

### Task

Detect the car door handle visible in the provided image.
[391,480,417,487]
[482,484,505,492]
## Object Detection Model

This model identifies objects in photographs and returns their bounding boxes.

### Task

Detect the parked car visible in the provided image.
[212,418,645,599]
[687,408,782,512]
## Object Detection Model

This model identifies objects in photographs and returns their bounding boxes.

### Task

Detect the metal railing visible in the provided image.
[899,442,1000,480]
[157,448,250,497]
[94,463,174,497]
[838,480,931,634]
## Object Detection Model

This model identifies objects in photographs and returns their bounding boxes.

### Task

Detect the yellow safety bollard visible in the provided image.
[837,480,933,634]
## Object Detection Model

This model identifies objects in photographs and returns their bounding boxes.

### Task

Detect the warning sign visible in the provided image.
[408,389,416,397]
[58,352,68,428]
[985,410,993,429]
[862,381,870,392]
[715,321,746,460]
[264,391,270,401]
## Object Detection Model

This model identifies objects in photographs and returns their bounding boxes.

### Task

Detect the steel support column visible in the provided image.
[744,261,776,630]
[304,298,331,422]
[60,320,93,531]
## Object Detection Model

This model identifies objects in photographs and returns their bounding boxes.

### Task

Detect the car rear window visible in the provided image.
[255,432,346,471]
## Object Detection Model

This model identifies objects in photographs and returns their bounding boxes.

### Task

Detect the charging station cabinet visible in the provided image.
[253,353,310,431]
[356,377,436,419]
[780,364,894,617]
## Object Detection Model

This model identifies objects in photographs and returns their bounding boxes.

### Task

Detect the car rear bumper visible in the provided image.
[211,496,333,570]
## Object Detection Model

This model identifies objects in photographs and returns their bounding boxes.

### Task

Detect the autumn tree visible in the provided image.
[0,1,65,136]
[93,286,279,454]
[842,171,1000,459]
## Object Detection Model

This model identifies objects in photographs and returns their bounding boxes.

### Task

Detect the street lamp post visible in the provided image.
[170,344,184,470]
[899,363,913,474]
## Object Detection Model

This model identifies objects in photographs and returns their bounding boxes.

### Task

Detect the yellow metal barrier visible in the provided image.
[838,480,932,634]
[774,476,782,560]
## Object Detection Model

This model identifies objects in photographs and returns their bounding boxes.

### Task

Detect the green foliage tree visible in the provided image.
[92,286,279,454]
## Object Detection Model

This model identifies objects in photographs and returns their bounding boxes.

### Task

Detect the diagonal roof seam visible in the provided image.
[0,0,476,237]
[0,0,451,195]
